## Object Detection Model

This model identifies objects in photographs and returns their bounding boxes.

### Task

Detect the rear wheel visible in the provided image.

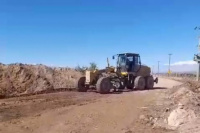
[134,76,145,90]
[75,77,88,92]
[96,77,112,94]
[145,76,154,89]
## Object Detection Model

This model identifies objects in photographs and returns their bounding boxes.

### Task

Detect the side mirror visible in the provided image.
[112,56,115,59]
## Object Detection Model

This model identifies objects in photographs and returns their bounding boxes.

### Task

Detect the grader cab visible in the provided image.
[75,53,158,94]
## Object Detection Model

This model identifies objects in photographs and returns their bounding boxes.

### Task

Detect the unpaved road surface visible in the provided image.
[0,78,181,133]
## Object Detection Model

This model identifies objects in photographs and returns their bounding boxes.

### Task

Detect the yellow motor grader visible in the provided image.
[75,53,158,94]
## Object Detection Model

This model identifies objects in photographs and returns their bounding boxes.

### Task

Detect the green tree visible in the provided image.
[75,62,98,73]
[75,65,88,73]
[89,62,98,71]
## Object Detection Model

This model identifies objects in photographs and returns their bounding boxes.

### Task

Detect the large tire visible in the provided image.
[75,77,87,92]
[96,77,112,94]
[134,76,145,90]
[145,76,154,89]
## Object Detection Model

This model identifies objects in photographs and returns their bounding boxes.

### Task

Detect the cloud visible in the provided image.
[162,60,197,73]
[164,60,197,66]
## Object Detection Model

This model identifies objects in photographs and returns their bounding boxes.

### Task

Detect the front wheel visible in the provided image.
[96,77,112,94]
[75,77,88,92]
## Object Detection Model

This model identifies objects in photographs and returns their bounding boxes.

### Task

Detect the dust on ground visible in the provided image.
[0,78,183,133]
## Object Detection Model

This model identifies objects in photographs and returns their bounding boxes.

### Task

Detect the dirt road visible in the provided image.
[0,78,181,133]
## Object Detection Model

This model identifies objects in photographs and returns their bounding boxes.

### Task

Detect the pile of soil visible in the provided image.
[170,87,200,107]
[0,63,82,98]
[167,87,200,132]
[167,105,196,127]
[141,84,200,133]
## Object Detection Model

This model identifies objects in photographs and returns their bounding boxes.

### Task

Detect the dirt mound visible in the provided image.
[179,119,200,133]
[168,107,196,127]
[0,63,82,97]
[170,87,200,106]
[167,87,200,131]
[147,84,200,133]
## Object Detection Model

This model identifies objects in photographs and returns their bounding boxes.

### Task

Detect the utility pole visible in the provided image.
[157,61,160,76]
[194,26,200,81]
[168,54,172,76]
[195,37,200,81]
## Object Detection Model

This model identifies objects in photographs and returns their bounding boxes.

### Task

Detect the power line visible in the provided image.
[168,54,172,76]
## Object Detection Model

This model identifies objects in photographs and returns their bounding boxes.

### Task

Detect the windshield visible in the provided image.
[127,56,133,62]
[117,55,127,67]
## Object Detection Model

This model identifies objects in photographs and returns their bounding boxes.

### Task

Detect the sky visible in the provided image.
[1,0,200,72]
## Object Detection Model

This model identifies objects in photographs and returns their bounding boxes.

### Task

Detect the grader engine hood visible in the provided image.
[137,65,151,77]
